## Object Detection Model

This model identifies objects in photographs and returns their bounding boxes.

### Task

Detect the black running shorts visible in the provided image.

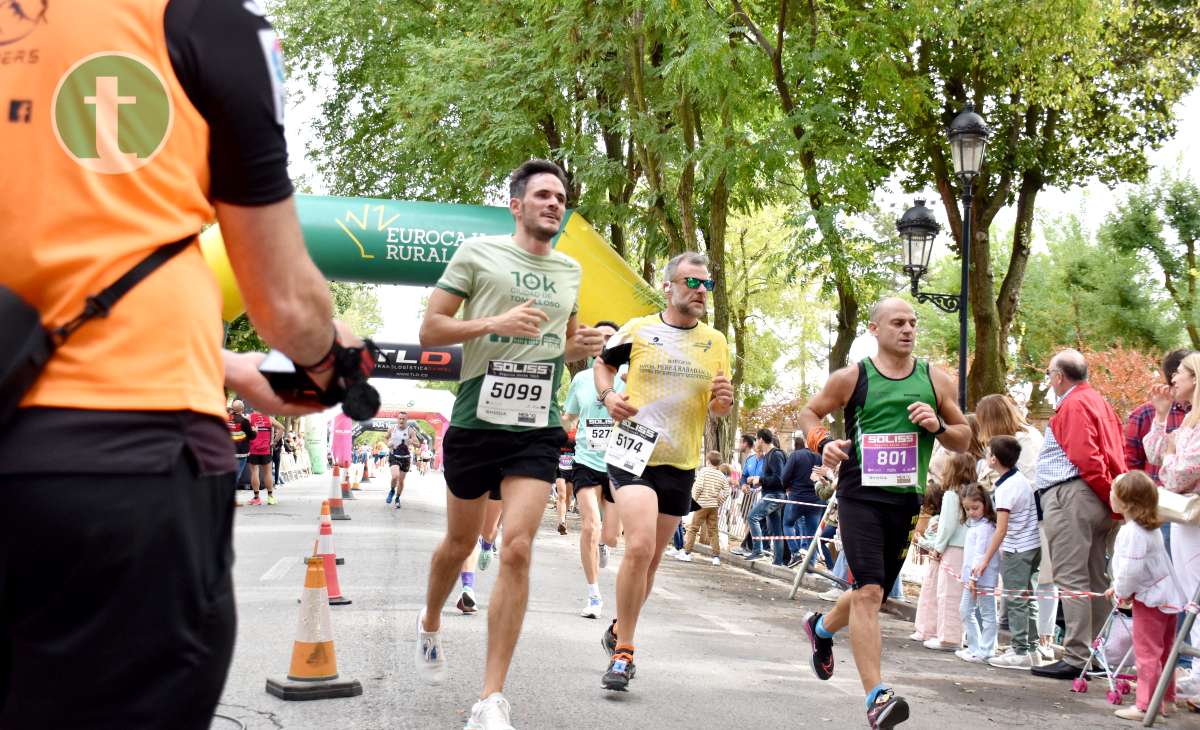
[388,452,411,471]
[442,426,566,501]
[247,453,271,466]
[837,494,920,597]
[607,463,694,517]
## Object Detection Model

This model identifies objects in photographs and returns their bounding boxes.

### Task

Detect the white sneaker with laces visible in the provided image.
[464,692,514,730]
[1037,644,1057,662]
[711,556,721,566]
[923,638,958,652]
[986,649,1032,669]
[675,551,693,562]
[817,588,844,602]
[955,648,985,664]
[598,544,609,570]
[664,546,678,557]
[581,595,603,619]
[415,609,446,685]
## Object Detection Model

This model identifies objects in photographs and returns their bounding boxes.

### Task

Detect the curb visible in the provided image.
[684,542,917,622]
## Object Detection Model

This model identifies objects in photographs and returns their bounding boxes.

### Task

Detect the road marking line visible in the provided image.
[698,612,752,636]
[260,557,297,582]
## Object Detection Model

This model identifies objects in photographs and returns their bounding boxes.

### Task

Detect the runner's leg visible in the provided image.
[482,476,551,696]
[601,491,621,549]
[612,485,679,649]
[578,487,601,585]
[422,493,488,634]
[250,460,261,499]
[555,477,568,531]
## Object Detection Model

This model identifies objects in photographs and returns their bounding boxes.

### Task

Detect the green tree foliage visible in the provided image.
[224,282,383,354]
[876,0,1200,405]
[1101,174,1200,348]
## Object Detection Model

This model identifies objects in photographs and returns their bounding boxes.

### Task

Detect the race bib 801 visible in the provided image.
[860,432,918,487]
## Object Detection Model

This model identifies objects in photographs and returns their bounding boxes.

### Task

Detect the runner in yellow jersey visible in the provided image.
[593,252,733,691]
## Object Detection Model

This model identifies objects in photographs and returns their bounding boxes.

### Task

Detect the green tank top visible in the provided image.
[843,358,938,497]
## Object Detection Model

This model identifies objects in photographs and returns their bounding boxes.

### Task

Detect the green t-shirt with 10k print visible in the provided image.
[436,235,581,431]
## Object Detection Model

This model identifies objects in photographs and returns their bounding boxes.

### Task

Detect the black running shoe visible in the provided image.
[601,653,636,692]
[866,689,909,729]
[601,619,617,656]
[802,611,835,680]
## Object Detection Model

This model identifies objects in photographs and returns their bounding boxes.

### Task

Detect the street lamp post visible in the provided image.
[896,105,989,410]
[946,104,989,409]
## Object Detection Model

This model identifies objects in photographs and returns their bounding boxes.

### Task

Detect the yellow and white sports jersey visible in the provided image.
[599,314,730,470]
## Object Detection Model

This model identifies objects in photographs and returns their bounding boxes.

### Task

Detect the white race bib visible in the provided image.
[584,417,613,451]
[476,360,554,427]
[860,432,919,488]
[604,420,658,477]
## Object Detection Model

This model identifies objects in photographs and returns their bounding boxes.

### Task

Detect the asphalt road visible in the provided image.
[216,470,1171,729]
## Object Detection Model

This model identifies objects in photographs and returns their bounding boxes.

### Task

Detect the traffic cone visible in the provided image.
[361,457,372,483]
[340,462,356,500]
[318,522,351,606]
[310,501,346,565]
[265,556,362,701]
[328,466,350,520]
[350,461,362,491]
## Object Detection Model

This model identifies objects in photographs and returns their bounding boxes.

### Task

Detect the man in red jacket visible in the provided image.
[1031,348,1127,680]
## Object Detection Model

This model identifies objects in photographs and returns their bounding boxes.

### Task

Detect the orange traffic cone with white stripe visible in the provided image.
[318,521,351,605]
[309,501,345,565]
[265,556,362,701]
[328,466,350,520]
[350,461,362,491]
[340,462,356,501]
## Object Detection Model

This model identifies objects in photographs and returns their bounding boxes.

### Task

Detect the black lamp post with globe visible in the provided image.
[896,105,989,409]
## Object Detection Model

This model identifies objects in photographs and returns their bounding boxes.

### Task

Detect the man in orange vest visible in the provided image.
[0,1,361,727]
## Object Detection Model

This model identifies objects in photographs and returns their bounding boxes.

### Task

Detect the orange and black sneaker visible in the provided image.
[602,648,636,692]
[601,618,618,656]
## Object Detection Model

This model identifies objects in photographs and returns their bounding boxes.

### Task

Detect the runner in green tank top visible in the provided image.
[797,298,971,729]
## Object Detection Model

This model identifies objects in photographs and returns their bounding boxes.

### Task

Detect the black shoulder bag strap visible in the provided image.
[0,235,193,425]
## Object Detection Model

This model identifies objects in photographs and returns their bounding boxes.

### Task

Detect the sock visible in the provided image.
[461,571,474,590]
[866,683,889,708]
[481,539,493,552]
[815,615,836,640]
[614,644,635,657]
[588,583,600,598]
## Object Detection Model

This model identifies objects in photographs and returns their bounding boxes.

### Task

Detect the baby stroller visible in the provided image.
[1069,602,1136,705]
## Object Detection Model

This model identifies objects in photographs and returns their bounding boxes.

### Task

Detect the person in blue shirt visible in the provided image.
[731,433,763,557]
[781,435,831,568]
[745,429,788,564]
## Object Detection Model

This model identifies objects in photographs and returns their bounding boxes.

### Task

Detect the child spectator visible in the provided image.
[913,452,973,651]
[1109,471,1187,723]
[979,435,1043,669]
[958,483,1000,663]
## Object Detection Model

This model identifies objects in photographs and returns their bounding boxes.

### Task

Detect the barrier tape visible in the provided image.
[762,497,830,509]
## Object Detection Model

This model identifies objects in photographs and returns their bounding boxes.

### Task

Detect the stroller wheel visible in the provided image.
[1071,677,1088,693]
[1107,690,1122,705]
[1117,680,1132,695]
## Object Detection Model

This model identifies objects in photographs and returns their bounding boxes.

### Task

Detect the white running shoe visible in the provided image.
[711,556,721,566]
[817,588,844,602]
[464,693,514,730]
[675,551,693,562]
[477,541,492,571]
[415,609,446,685]
[923,638,959,652]
[581,595,603,619]
[664,546,678,557]
[987,650,1032,669]
[598,544,609,570]
[955,648,985,664]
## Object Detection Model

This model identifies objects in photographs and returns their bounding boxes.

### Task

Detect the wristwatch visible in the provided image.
[933,416,946,436]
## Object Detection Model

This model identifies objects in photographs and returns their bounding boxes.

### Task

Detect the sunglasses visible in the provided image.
[675,276,715,291]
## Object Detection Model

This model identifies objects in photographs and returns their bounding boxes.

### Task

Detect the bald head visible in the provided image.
[1051,349,1088,383]
[869,297,915,324]
[231,399,245,414]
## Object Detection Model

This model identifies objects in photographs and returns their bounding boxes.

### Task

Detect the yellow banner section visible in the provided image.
[557,213,662,327]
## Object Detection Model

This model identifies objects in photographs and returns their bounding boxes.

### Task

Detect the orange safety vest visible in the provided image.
[0,0,224,418]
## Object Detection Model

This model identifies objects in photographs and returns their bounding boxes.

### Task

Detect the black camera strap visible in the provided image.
[52,236,192,345]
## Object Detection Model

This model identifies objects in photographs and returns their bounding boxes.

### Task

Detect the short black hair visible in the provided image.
[794,436,805,451]
[989,435,1021,470]
[509,159,569,201]
[1164,349,1195,383]
[594,320,621,331]
[756,428,775,446]
[740,433,755,448]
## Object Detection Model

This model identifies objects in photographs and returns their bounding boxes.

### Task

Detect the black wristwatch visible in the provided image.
[933,416,946,436]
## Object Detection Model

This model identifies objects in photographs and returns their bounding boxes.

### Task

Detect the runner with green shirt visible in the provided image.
[797,298,970,729]
[413,160,604,730]
[563,320,623,619]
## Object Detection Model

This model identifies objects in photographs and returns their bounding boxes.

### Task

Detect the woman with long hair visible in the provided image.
[1146,353,1200,648]
[975,393,1055,661]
